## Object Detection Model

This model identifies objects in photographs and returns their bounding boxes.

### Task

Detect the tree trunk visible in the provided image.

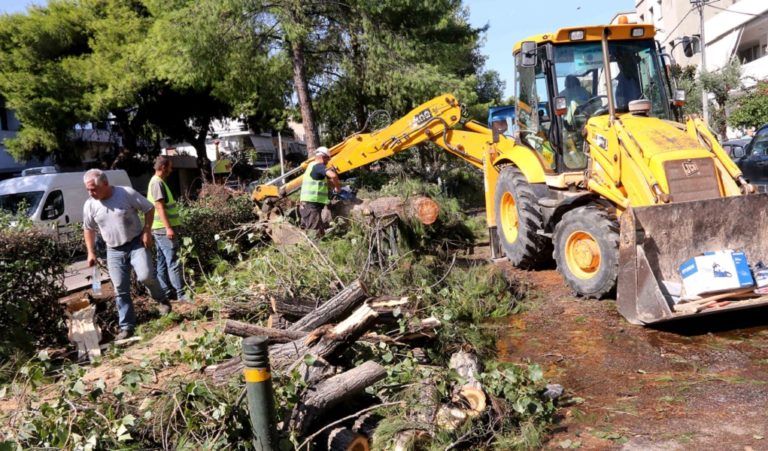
[209,303,378,383]
[327,427,370,451]
[449,351,486,416]
[289,38,320,152]
[291,361,386,434]
[288,279,368,332]
[331,196,440,226]
[271,296,317,318]
[224,320,306,343]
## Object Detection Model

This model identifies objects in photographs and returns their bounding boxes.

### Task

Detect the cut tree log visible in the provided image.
[267,219,304,245]
[278,303,379,371]
[394,316,442,341]
[368,296,409,313]
[327,427,370,451]
[449,350,487,417]
[435,406,468,430]
[288,279,368,332]
[224,320,306,343]
[393,430,431,451]
[331,196,440,225]
[209,303,379,383]
[270,296,317,318]
[267,313,292,330]
[291,360,387,435]
[351,412,383,438]
[67,305,102,362]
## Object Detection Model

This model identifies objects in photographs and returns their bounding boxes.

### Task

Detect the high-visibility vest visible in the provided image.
[147,175,181,229]
[299,162,329,204]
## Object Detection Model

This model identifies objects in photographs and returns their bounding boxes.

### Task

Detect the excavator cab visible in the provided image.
[514,27,675,174]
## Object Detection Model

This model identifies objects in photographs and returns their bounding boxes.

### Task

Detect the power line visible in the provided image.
[662,6,696,45]
[706,3,763,17]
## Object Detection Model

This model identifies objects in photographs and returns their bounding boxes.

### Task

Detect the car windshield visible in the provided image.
[0,191,44,217]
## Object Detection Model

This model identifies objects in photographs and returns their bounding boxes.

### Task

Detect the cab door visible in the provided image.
[741,127,768,189]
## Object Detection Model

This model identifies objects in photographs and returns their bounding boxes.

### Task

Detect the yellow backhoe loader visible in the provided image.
[253,21,768,325]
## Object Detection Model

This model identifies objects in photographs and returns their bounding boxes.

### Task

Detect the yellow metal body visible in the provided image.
[251,21,767,324]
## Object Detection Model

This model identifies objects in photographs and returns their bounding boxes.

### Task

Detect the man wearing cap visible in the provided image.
[299,146,341,235]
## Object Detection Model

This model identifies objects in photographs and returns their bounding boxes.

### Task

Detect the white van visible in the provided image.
[0,170,132,228]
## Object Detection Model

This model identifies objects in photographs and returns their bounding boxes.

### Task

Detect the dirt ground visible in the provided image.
[496,264,768,451]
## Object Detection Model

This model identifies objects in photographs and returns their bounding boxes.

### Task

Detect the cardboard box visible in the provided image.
[755,267,768,289]
[679,250,754,297]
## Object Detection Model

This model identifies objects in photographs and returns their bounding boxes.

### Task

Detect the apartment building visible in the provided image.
[635,0,768,87]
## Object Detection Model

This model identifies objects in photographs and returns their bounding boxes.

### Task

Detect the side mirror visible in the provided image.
[41,204,63,220]
[553,96,568,116]
[734,147,746,159]
[520,41,537,67]
[682,36,694,58]
[673,89,686,107]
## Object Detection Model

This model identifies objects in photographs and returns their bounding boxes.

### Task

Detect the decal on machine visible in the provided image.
[682,160,700,177]
[413,108,433,125]
[595,134,607,149]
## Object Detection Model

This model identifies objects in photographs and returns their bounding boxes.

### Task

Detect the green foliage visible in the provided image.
[728,80,768,131]
[292,0,491,141]
[370,358,554,450]
[670,64,702,117]
[0,221,68,359]
[2,332,252,450]
[180,184,257,273]
[161,329,240,371]
[0,0,289,161]
[700,57,743,138]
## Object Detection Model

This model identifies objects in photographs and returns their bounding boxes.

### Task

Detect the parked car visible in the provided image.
[720,138,750,159]
[731,125,768,192]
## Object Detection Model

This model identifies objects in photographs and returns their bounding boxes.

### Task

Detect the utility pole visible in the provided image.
[692,0,709,124]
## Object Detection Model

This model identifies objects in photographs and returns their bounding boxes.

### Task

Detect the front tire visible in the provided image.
[494,166,549,268]
[553,205,619,298]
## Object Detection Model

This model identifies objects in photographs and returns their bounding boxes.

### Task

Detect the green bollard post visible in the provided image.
[242,336,277,450]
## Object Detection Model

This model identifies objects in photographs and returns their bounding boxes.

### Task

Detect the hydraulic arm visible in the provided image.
[253,95,468,202]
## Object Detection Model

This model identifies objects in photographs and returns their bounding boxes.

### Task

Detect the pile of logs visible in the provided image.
[207,277,489,450]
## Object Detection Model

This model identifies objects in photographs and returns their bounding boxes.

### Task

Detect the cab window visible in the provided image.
[516,46,555,169]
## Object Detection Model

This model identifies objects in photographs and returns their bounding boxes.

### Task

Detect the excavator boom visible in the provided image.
[252,95,464,202]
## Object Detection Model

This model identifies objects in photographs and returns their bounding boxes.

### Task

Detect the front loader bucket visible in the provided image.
[617,194,768,325]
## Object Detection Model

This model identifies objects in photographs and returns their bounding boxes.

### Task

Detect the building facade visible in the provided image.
[0,99,52,180]
[635,0,768,87]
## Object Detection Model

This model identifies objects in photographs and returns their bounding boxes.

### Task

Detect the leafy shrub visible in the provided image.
[180,184,258,271]
[0,222,68,358]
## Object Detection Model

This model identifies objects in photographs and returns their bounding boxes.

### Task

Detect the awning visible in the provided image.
[705,26,743,71]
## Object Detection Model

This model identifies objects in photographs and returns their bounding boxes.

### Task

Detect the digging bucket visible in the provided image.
[616,193,768,325]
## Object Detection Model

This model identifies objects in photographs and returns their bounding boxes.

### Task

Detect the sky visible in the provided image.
[2,0,635,98]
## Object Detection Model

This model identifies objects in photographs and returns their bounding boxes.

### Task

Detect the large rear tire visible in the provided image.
[553,205,619,298]
[494,166,549,268]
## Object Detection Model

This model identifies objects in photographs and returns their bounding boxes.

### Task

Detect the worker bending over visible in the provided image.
[299,146,341,235]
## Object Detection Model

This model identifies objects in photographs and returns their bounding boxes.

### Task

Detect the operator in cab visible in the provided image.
[559,75,590,105]
[299,146,341,236]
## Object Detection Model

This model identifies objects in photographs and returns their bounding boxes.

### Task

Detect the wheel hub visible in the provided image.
[565,231,601,279]
[500,192,519,242]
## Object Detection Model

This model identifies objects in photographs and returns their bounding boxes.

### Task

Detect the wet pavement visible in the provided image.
[496,265,768,450]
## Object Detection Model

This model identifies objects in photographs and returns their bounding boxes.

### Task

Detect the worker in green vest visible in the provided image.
[299,146,341,235]
[147,156,188,302]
